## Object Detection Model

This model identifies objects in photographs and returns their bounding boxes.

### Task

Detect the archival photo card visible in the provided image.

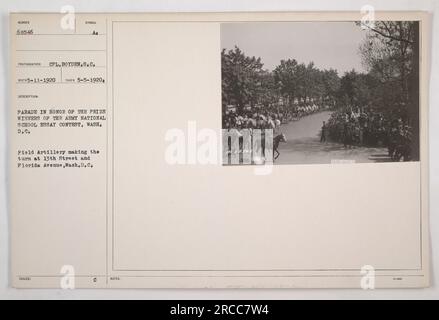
[10,12,430,289]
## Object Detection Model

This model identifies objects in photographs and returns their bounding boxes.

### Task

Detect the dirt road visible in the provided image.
[276,111,390,164]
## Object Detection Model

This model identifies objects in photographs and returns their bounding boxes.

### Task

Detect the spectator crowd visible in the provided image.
[323,107,414,161]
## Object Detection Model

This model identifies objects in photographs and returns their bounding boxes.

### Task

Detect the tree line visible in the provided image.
[221,21,419,129]
[221,47,341,114]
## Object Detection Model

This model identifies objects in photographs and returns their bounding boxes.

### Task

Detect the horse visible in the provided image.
[273,133,287,160]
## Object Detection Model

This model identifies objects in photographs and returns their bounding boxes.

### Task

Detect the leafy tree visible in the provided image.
[322,69,341,106]
[273,59,299,106]
[358,21,419,157]
[221,46,265,113]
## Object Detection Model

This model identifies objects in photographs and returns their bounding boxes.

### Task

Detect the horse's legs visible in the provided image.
[274,149,280,160]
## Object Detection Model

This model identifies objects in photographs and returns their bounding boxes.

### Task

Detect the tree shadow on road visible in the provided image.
[280,137,348,153]
[278,137,393,163]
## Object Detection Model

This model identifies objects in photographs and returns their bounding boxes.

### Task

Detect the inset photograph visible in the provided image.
[221,21,420,165]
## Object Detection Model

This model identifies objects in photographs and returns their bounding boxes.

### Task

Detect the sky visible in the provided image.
[221,22,368,75]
